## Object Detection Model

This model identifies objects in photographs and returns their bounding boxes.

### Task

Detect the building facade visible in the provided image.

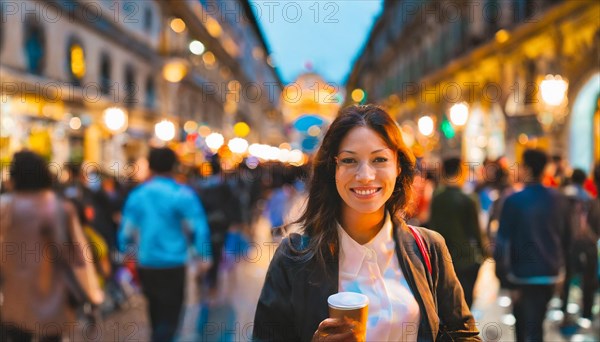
[0,0,282,173]
[348,0,599,172]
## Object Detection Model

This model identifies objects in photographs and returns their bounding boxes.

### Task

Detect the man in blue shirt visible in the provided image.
[119,147,212,342]
[494,149,569,341]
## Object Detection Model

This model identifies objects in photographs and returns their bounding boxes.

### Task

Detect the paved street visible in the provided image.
[94,215,599,342]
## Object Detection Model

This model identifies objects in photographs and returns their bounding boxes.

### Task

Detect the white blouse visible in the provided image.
[337,214,420,341]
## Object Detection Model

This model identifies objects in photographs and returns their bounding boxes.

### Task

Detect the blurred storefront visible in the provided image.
[0,0,283,176]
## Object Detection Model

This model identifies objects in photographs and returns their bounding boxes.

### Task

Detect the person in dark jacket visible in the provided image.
[494,149,569,341]
[253,105,480,341]
[429,157,485,308]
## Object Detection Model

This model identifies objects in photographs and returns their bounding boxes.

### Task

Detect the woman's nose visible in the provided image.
[355,162,375,182]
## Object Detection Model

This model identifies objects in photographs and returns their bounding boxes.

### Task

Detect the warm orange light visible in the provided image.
[202,51,216,67]
[162,59,188,83]
[351,89,365,103]
[70,44,86,79]
[233,122,250,137]
[205,16,222,37]
[495,29,510,44]
[170,18,186,33]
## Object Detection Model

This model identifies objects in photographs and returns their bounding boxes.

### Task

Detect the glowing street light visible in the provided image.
[183,120,198,134]
[540,74,568,106]
[418,115,435,137]
[189,40,205,55]
[163,58,188,83]
[233,121,250,137]
[69,117,82,130]
[103,107,128,133]
[205,132,224,151]
[449,102,469,127]
[170,18,186,33]
[228,137,249,154]
[155,119,176,141]
[351,88,365,103]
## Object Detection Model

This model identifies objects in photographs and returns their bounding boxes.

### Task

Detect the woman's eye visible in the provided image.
[373,157,388,163]
[340,158,356,164]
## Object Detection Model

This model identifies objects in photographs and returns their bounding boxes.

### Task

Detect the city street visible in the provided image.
[2,1,599,342]
[96,215,599,342]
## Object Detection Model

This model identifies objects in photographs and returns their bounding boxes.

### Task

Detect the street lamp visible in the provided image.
[228,137,248,154]
[539,74,569,131]
[155,119,176,142]
[449,102,469,127]
[189,40,205,56]
[540,74,568,107]
[162,58,188,83]
[103,107,128,133]
[205,132,224,152]
[418,115,435,137]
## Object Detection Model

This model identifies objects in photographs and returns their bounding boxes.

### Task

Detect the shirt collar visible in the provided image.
[337,212,394,277]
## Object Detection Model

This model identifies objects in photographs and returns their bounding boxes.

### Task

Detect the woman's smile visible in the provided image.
[350,186,382,198]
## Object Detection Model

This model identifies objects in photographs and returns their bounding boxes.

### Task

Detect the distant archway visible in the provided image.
[569,73,600,174]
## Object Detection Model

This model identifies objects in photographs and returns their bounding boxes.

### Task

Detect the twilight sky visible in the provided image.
[249,0,383,86]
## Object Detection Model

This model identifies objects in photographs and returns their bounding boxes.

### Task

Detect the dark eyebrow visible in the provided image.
[338,148,390,155]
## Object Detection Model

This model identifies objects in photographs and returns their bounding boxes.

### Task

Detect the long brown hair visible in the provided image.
[288,105,416,270]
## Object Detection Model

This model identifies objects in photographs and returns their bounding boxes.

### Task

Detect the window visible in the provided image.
[145,76,155,108]
[99,53,111,95]
[143,7,153,32]
[485,0,500,36]
[124,65,136,107]
[67,37,86,84]
[24,19,45,75]
[524,59,537,105]
[0,8,4,53]
[514,0,536,23]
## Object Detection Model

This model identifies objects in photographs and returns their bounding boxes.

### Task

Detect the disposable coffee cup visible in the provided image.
[328,292,369,341]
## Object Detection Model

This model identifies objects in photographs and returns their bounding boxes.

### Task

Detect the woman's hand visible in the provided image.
[312,318,358,342]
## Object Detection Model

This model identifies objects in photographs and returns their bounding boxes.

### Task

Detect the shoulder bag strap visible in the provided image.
[408,225,432,275]
[0,194,13,307]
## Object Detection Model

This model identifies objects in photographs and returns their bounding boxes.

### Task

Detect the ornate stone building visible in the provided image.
[0,0,282,171]
[348,0,599,172]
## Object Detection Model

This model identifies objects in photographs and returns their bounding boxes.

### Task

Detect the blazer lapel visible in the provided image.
[393,219,439,339]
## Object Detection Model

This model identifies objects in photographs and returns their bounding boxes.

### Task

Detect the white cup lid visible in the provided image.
[328,292,369,310]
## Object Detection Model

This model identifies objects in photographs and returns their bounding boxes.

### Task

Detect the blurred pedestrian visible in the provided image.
[254,105,480,341]
[486,158,514,247]
[429,157,485,308]
[194,154,241,298]
[118,147,212,342]
[560,168,599,324]
[494,149,569,341]
[0,151,92,341]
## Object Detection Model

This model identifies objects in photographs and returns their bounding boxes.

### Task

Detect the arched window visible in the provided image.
[124,65,136,107]
[66,37,86,84]
[99,53,111,95]
[24,19,45,75]
[145,76,155,108]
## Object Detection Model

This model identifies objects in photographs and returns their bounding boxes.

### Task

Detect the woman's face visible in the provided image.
[335,126,399,216]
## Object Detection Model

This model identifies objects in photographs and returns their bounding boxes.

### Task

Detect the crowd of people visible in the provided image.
[1,104,599,342]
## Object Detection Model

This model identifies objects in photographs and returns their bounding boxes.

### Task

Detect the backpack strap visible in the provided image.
[407,225,432,275]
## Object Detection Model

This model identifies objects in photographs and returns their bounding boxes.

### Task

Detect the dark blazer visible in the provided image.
[253,218,481,341]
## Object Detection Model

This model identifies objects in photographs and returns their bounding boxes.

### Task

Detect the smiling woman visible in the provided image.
[253,105,481,341]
